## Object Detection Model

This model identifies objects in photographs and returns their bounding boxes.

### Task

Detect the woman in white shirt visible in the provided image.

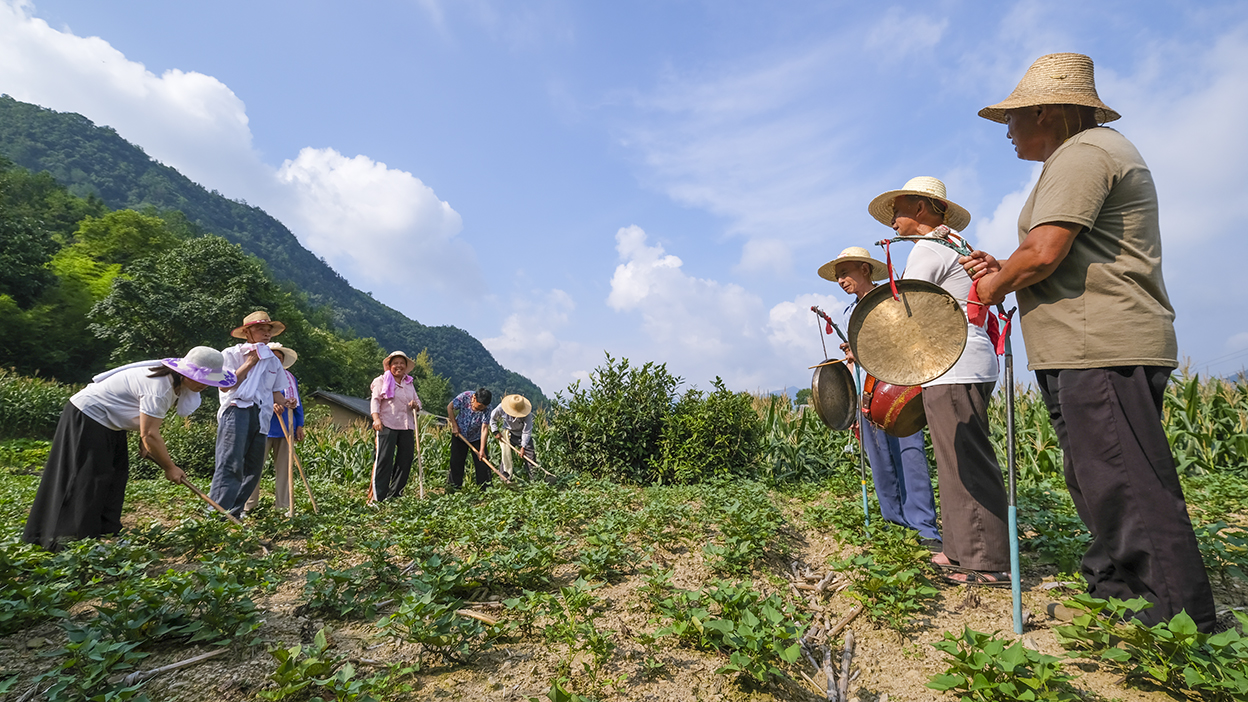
[22,346,236,550]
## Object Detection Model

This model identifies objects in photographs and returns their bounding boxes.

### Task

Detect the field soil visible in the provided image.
[3,484,1243,702]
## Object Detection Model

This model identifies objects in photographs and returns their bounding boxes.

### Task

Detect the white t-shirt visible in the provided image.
[902,238,999,387]
[71,366,180,432]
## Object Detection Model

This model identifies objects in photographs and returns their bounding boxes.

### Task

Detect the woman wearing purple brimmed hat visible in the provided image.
[22,346,236,550]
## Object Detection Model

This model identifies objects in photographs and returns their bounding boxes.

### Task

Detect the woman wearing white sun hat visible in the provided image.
[22,347,236,550]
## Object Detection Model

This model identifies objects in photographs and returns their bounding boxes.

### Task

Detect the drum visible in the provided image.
[848,278,967,386]
[861,374,926,437]
[810,359,856,431]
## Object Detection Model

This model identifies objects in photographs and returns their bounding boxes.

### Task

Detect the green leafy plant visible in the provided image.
[648,578,806,683]
[1054,595,1248,701]
[927,626,1082,701]
[832,527,939,632]
[35,625,150,702]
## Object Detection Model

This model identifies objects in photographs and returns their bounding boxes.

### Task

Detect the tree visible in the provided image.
[0,211,58,308]
[412,349,452,411]
[795,388,812,406]
[89,235,280,362]
[71,210,184,267]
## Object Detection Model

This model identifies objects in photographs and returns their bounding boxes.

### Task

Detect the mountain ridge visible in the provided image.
[0,95,546,402]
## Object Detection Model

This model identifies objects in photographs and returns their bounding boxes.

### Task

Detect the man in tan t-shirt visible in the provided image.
[963,53,1216,632]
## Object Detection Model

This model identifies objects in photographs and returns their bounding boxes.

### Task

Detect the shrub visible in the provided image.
[656,378,762,484]
[0,368,74,439]
[547,354,680,484]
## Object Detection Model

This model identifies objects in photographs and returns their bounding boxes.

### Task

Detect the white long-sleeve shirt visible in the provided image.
[218,343,285,433]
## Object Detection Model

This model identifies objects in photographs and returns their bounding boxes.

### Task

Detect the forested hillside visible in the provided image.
[0,96,544,402]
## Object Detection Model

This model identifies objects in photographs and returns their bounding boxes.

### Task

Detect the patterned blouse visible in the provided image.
[451,390,490,440]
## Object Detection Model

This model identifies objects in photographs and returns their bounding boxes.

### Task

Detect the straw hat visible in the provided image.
[268,342,298,369]
[818,247,888,283]
[383,350,411,370]
[499,394,532,418]
[868,176,971,232]
[161,346,237,388]
[978,52,1120,124]
[231,310,286,339]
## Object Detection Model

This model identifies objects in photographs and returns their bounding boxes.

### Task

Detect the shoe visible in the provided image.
[919,538,943,553]
[1046,602,1081,622]
[942,570,1012,588]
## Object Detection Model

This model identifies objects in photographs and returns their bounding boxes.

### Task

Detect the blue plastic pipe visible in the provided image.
[1003,317,1023,634]
[854,364,870,527]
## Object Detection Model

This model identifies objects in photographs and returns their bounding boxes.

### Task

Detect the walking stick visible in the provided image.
[853,363,871,527]
[454,431,513,485]
[180,477,243,526]
[414,408,424,499]
[276,410,318,514]
[998,303,1022,634]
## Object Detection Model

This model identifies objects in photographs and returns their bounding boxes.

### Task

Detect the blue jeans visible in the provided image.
[211,405,266,518]
[861,413,940,542]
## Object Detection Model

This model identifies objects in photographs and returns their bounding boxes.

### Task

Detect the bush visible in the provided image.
[656,378,762,484]
[547,354,681,484]
[0,368,74,439]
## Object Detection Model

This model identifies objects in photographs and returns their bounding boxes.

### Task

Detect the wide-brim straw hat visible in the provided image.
[978,52,1120,124]
[868,176,972,232]
[818,247,889,282]
[268,342,298,369]
[161,346,237,388]
[231,310,286,339]
[383,350,411,370]
[500,394,532,418]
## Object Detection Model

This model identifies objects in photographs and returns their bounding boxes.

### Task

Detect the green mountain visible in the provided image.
[0,95,545,403]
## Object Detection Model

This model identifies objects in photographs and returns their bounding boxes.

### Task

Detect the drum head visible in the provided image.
[848,279,967,386]
[811,360,856,431]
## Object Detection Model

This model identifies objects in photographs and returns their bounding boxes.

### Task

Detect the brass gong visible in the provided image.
[811,359,856,431]
[848,279,967,387]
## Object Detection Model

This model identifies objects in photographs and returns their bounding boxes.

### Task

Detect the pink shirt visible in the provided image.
[369,374,421,430]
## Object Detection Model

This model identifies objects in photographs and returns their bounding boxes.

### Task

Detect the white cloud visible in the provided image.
[273,148,473,292]
[0,0,476,301]
[766,292,849,362]
[864,8,948,58]
[483,289,597,395]
[966,164,1039,254]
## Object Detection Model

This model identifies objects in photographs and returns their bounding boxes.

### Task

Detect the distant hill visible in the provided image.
[0,96,545,402]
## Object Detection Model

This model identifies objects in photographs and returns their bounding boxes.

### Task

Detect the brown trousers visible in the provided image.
[923,382,1010,571]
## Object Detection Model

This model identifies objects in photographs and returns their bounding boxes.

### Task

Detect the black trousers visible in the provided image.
[1037,366,1216,632]
[23,403,129,550]
[448,433,489,489]
[371,428,414,501]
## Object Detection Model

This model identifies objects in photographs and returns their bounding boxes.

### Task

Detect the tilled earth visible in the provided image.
[2,490,1245,702]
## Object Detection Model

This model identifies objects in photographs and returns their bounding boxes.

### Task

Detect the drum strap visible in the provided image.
[876,226,975,302]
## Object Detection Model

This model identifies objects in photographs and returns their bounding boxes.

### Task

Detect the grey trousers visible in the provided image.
[923,382,1010,571]
[211,405,266,519]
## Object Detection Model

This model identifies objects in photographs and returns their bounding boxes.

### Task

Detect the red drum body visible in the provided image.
[861,374,926,437]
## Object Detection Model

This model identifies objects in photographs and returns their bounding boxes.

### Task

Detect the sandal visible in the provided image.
[942,570,1012,588]
[930,553,962,571]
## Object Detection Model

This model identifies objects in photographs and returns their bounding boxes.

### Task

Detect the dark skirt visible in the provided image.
[22,402,130,550]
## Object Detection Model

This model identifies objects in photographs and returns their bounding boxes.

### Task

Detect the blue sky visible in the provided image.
[3,0,1247,395]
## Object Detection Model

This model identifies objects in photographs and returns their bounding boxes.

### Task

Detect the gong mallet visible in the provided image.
[276,409,318,514]
[413,408,425,499]
[998,303,1023,634]
[179,477,243,527]
[453,431,513,485]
